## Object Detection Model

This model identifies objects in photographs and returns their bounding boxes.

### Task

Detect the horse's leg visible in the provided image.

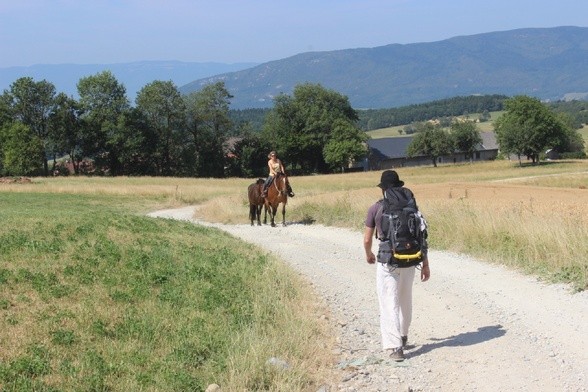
[249,204,255,226]
[270,204,278,227]
[263,203,269,225]
[281,203,287,226]
[256,205,262,226]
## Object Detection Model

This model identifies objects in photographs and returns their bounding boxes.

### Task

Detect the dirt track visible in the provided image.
[149,206,588,391]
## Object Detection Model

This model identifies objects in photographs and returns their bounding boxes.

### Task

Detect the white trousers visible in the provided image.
[376,263,416,350]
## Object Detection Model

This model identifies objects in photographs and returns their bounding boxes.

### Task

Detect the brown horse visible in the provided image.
[248,178,267,226]
[264,172,288,227]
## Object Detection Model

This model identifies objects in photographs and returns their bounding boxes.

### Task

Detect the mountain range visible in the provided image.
[181,26,588,109]
[2,26,588,109]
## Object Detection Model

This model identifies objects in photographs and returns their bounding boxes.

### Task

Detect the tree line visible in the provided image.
[0,74,368,177]
[406,96,585,166]
[1,72,585,178]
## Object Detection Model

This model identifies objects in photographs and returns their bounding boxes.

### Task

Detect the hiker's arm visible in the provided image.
[421,257,430,282]
[363,226,376,264]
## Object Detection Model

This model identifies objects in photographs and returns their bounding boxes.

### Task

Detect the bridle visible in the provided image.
[272,173,288,197]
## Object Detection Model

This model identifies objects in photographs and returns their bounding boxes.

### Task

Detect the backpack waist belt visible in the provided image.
[394,250,422,261]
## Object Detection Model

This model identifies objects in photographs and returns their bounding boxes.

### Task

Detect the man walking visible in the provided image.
[363,170,430,361]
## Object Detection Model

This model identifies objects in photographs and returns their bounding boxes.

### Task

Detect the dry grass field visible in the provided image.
[196,160,588,290]
[2,159,587,290]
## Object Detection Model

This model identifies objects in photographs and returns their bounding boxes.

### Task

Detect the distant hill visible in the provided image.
[181,26,588,109]
[0,61,258,101]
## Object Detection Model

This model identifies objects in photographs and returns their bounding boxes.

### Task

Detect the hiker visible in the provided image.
[261,151,295,198]
[363,170,430,362]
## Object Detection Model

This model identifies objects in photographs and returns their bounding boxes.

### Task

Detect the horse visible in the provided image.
[247,178,267,226]
[264,172,288,227]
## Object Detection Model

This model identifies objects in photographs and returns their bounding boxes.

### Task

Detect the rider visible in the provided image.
[262,151,295,198]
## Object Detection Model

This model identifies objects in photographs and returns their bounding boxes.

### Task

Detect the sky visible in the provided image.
[1,0,587,68]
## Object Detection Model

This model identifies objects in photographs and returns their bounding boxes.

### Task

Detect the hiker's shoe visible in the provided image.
[261,191,267,197]
[288,191,295,197]
[402,336,408,348]
[389,348,405,362]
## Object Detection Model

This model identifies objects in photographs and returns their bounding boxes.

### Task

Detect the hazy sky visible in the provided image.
[1,0,587,68]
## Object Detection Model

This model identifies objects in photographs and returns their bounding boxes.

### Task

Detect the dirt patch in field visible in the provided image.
[0,177,32,184]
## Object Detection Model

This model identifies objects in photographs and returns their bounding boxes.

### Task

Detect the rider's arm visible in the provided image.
[268,160,275,176]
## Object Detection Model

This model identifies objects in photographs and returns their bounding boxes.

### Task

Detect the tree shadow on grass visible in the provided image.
[408,324,506,358]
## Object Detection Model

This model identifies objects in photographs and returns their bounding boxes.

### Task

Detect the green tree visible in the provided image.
[0,122,44,175]
[136,80,186,176]
[494,96,567,165]
[263,83,361,174]
[0,93,11,129]
[323,119,368,172]
[184,81,233,177]
[77,71,130,175]
[229,127,271,178]
[451,120,482,162]
[552,112,585,157]
[407,122,453,167]
[5,77,57,176]
[48,93,83,174]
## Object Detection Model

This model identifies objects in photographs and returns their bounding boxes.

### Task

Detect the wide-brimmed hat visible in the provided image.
[377,170,404,188]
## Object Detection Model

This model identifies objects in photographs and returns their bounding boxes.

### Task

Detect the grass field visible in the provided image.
[365,111,503,139]
[0,191,336,391]
[1,158,587,390]
[365,111,588,143]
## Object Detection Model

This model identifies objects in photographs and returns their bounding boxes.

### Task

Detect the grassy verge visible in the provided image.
[0,193,336,391]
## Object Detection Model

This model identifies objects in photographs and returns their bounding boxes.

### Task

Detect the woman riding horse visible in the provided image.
[261,151,295,198]
[264,171,289,227]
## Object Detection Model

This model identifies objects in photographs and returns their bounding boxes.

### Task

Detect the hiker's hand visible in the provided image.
[421,264,430,282]
[366,252,376,264]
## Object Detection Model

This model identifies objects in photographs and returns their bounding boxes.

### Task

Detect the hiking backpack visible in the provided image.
[378,187,426,266]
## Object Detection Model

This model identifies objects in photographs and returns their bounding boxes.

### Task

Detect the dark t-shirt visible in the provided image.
[365,200,384,237]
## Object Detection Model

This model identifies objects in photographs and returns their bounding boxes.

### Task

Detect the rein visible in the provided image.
[272,174,287,196]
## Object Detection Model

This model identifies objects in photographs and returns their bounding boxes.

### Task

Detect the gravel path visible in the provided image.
[148,206,588,392]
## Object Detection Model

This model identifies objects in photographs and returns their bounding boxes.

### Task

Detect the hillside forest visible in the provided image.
[1,72,586,178]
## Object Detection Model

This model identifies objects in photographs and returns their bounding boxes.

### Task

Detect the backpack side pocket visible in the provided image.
[376,241,392,264]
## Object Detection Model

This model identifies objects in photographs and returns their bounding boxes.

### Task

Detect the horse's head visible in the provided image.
[273,173,288,197]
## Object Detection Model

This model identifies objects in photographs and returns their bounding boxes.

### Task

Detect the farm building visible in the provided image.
[364,132,499,170]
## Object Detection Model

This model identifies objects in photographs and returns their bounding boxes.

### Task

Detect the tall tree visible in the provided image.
[0,122,44,176]
[6,77,57,175]
[263,83,361,174]
[323,119,368,172]
[77,70,130,175]
[136,81,186,176]
[184,81,233,177]
[552,112,585,157]
[48,93,83,174]
[407,122,453,167]
[451,120,482,162]
[228,127,270,178]
[494,95,567,165]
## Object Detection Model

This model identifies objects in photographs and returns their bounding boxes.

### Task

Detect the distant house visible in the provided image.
[365,132,499,170]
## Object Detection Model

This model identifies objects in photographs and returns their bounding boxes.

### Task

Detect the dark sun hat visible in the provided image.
[377,170,404,188]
